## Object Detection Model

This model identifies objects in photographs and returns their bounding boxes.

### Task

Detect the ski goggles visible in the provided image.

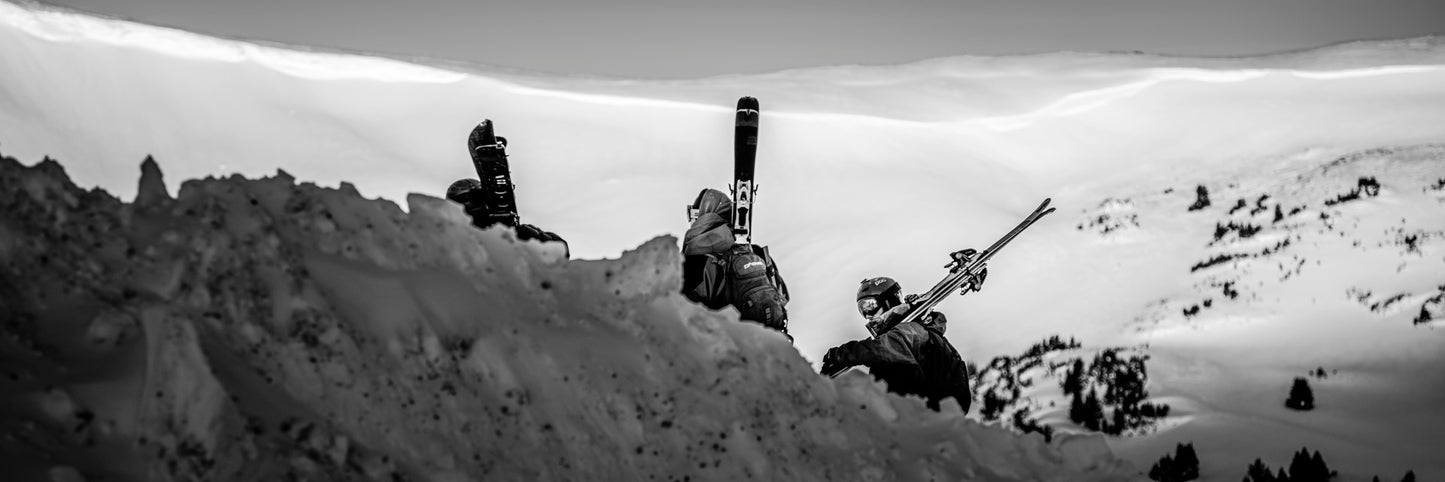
[857,297,882,318]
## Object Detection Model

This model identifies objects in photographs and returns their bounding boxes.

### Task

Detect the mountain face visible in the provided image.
[0,154,1136,481]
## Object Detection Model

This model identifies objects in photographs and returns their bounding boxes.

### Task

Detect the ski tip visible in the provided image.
[736,96,759,110]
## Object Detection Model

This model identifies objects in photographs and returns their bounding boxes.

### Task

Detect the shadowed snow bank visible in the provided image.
[0,153,1138,481]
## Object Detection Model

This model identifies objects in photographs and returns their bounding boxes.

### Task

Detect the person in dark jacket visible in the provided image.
[821,276,974,412]
[681,188,790,338]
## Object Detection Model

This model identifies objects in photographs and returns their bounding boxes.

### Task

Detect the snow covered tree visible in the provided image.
[1285,377,1315,410]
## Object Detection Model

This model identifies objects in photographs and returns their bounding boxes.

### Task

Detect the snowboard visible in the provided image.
[467,120,520,227]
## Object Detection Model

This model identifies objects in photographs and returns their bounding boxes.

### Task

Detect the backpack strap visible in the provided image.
[753,245,789,304]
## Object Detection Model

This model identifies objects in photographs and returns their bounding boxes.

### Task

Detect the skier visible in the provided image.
[820,275,979,412]
[446,121,568,257]
[681,188,791,338]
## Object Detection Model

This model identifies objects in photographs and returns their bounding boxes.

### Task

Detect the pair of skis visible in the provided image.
[731,96,761,243]
[824,199,1055,378]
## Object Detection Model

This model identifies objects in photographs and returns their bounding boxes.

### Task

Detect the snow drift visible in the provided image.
[0,154,1137,480]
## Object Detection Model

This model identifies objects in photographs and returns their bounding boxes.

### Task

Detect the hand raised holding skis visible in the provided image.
[823,198,1055,397]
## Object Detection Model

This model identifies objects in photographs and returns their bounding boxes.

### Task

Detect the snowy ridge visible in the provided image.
[0,154,1138,481]
[0,1,466,83]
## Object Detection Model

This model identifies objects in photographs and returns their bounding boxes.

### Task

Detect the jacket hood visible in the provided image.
[682,212,735,256]
[693,188,733,218]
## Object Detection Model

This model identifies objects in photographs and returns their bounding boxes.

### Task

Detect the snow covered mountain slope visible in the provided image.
[970,144,1445,480]
[4,0,1444,363]
[0,154,1136,481]
[3,1,1444,480]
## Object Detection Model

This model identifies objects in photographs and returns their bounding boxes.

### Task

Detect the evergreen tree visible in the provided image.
[1401,470,1415,482]
[1083,388,1104,431]
[1311,450,1332,480]
[1108,407,1126,435]
[1175,443,1200,481]
[1276,468,1291,482]
[1062,359,1085,395]
[1149,454,1174,482]
[1246,458,1275,482]
[981,389,1005,420]
[1288,448,1312,481]
[1069,389,1085,424]
[1285,377,1315,410]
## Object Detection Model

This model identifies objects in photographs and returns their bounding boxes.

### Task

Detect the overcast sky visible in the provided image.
[35,0,1445,78]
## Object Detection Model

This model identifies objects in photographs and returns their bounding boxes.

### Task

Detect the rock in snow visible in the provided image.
[0,153,1140,480]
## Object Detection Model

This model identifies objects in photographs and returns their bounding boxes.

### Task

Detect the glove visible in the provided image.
[904,293,921,305]
[821,360,845,376]
[821,348,848,375]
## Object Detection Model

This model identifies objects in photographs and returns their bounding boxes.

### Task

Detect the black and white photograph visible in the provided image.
[2,0,1443,480]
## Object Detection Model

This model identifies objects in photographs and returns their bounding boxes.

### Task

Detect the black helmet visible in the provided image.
[446,178,482,204]
[856,277,902,318]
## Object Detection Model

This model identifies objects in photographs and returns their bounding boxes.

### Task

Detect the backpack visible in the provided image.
[922,329,972,413]
[718,243,789,333]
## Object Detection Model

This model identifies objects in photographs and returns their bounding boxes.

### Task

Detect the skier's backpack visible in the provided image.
[720,243,789,333]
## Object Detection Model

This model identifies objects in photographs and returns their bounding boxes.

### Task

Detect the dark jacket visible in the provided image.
[681,212,790,334]
[682,212,736,309]
[824,308,972,412]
